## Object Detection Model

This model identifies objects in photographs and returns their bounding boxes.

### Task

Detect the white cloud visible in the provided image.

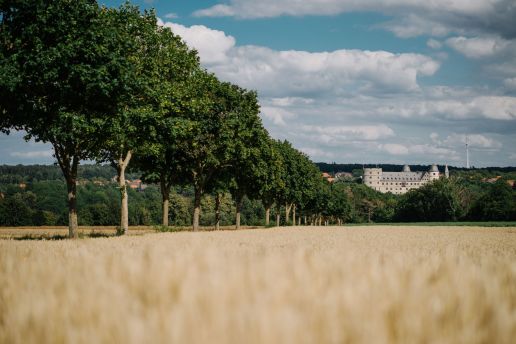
[158,19,439,97]
[301,124,395,141]
[157,19,236,65]
[504,77,516,91]
[429,133,503,152]
[375,96,516,121]
[446,36,512,59]
[261,107,297,126]
[212,46,438,96]
[10,150,54,158]
[299,147,336,159]
[193,0,516,38]
[164,13,178,19]
[427,39,442,50]
[378,142,459,159]
[379,143,409,155]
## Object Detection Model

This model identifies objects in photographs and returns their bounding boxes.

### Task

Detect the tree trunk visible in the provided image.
[160,178,170,227]
[235,194,243,230]
[52,143,79,239]
[276,205,281,227]
[117,150,132,235]
[292,204,296,226]
[265,206,270,226]
[215,193,221,230]
[304,216,307,225]
[285,203,292,224]
[193,187,201,232]
[66,176,78,239]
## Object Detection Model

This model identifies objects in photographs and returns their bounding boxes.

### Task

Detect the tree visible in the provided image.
[171,71,237,231]
[259,141,285,226]
[0,0,136,237]
[395,179,466,222]
[226,87,270,229]
[468,181,516,221]
[96,5,198,233]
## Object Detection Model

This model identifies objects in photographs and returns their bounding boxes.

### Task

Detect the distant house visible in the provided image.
[363,164,447,195]
[481,176,502,183]
[18,183,26,189]
[127,179,147,191]
[321,172,335,183]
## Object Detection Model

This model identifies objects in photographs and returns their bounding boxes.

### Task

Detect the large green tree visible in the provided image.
[171,71,238,231]
[395,178,467,222]
[96,5,199,233]
[226,88,271,229]
[0,0,134,237]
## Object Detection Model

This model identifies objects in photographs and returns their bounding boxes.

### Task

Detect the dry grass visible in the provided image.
[1,226,515,343]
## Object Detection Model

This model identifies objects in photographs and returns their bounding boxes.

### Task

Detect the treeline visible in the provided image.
[1,165,515,227]
[316,163,516,175]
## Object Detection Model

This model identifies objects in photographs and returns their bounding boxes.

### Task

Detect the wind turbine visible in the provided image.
[465,135,470,169]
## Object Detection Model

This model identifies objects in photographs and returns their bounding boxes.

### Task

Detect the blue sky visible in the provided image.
[2,0,516,167]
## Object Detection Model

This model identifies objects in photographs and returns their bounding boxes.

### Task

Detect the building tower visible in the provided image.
[429,164,440,181]
[363,168,382,191]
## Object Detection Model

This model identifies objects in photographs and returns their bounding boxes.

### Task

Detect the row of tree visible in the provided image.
[0,1,341,237]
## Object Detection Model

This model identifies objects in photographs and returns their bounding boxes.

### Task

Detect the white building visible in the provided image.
[363,164,448,195]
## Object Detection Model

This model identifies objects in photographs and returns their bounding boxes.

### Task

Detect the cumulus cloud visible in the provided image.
[164,13,178,19]
[159,18,438,97]
[158,19,236,65]
[212,47,438,96]
[379,143,409,155]
[430,133,502,150]
[10,150,54,158]
[300,124,395,141]
[193,0,516,38]
[261,106,297,126]
[376,96,516,121]
[427,39,442,50]
[446,36,513,59]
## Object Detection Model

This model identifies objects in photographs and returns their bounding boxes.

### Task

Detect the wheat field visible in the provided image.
[1,226,515,343]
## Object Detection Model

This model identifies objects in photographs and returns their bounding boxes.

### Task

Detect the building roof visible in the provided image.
[429,164,439,172]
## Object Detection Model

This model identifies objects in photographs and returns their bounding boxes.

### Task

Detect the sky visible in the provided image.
[1,0,516,167]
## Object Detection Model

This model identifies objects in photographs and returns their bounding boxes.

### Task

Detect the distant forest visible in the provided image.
[2,163,516,184]
[1,164,515,227]
[315,162,516,174]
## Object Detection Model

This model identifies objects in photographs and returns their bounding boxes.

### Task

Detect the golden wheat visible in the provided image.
[1,226,515,343]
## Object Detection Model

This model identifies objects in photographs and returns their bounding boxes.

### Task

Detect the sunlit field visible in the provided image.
[1,226,515,343]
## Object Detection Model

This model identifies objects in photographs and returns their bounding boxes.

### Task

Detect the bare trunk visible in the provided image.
[53,143,79,239]
[304,216,307,225]
[235,194,243,230]
[215,193,221,230]
[292,205,296,226]
[160,179,170,227]
[66,177,78,239]
[193,187,201,231]
[265,207,270,226]
[285,203,292,224]
[276,205,281,227]
[117,151,132,235]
